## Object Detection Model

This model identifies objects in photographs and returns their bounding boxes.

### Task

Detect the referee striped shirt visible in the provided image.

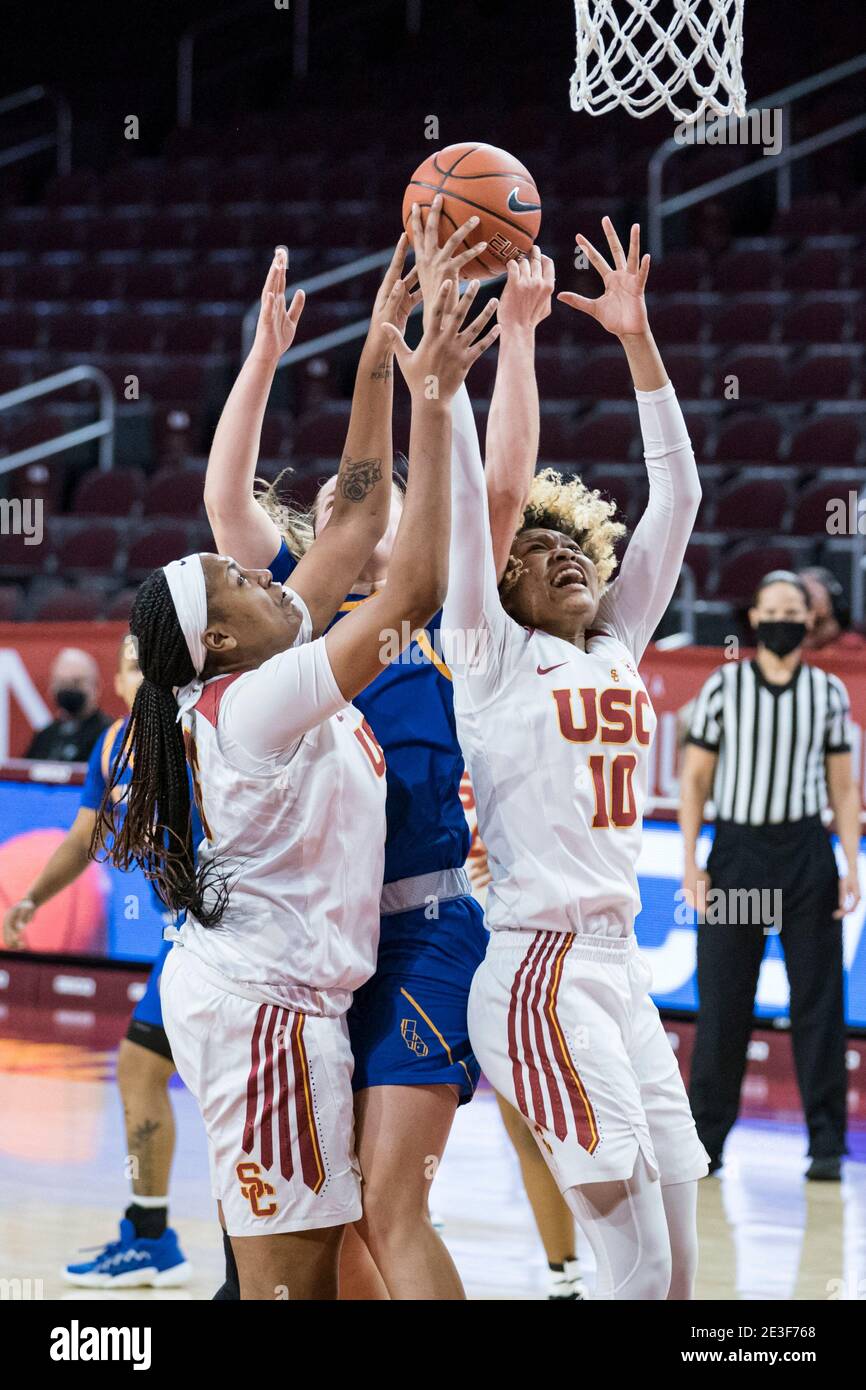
[686,660,852,826]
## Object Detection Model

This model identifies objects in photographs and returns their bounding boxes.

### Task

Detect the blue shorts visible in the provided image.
[347,893,487,1105]
[126,938,173,1061]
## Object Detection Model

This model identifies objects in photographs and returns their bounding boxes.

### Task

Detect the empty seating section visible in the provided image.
[0,114,864,620]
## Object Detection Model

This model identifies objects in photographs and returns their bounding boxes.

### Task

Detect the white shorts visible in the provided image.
[469,930,708,1189]
[160,946,362,1236]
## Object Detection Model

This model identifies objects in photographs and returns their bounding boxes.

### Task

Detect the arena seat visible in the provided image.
[713,415,783,465]
[788,415,863,467]
[571,412,638,463]
[715,542,811,604]
[790,476,862,535]
[126,522,193,576]
[72,467,145,517]
[30,586,105,621]
[55,522,123,576]
[781,296,853,344]
[713,476,792,532]
[142,468,208,518]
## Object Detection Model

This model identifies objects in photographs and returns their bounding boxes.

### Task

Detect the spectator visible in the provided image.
[798,567,866,654]
[26,647,111,762]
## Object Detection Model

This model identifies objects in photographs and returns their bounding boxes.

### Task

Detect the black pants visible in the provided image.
[689,817,847,1161]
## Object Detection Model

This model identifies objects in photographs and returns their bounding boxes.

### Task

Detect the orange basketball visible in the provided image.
[402,142,541,281]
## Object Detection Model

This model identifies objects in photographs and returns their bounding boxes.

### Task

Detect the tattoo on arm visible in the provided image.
[370,351,393,381]
[339,456,383,502]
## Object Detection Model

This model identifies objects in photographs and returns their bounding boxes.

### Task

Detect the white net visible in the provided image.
[570,0,747,123]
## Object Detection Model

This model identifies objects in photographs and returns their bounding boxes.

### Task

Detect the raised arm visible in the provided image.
[485,247,555,581]
[323,278,499,701]
[559,218,701,660]
[204,248,304,567]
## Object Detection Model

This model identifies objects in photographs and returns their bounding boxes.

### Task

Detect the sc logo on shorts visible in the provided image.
[237,1161,278,1217]
[401,1018,430,1058]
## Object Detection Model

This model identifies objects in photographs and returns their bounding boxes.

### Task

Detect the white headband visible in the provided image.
[163,554,208,718]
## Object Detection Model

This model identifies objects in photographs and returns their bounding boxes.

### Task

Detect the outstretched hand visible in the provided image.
[558,217,650,339]
[498,245,555,333]
[370,233,423,340]
[250,247,306,364]
[411,194,489,330]
[385,278,500,402]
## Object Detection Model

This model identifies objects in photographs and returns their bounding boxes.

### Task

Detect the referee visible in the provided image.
[680,570,862,1180]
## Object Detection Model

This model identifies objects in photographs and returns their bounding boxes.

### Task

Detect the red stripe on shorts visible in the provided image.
[276,1008,294,1183]
[290,1014,326,1195]
[258,1006,279,1171]
[529,933,569,1141]
[507,938,540,1118]
[242,1003,268,1156]
[545,937,599,1153]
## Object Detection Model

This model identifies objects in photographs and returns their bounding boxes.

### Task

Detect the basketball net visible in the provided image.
[570,0,747,123]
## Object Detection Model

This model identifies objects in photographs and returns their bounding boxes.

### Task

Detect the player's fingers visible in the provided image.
[468,321,501,361]
[541,253,556,287]
[627,223,640,275]
[261,253,282,302]
[381,321,411,360]
[401,266,420,294]
[602,215,626,270]
[575,233,610,281]
[638,253,651,291]
[452,278,481,329]
[452,241,487,274]
[382,232,409,288]
[410,201,425,254]
[441,215,481,261]
[529,244,542,274]
[426,193,443,250]
[461,297,498,343]
[557,291,598,318]
[429,277,454,325]
[287,288,305,326]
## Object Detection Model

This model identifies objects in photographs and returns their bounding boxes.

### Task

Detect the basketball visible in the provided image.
[402,142,541,281]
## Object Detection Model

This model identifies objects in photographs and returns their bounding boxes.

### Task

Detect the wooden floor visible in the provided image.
[1,1034,864,1301]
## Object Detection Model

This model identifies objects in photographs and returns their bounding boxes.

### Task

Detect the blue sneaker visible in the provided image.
[63,1219,192,1288]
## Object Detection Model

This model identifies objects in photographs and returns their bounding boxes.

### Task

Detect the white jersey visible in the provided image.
[442,381,700,939]
[170,593,387,1016]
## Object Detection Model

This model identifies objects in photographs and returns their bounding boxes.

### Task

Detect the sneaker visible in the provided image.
[63,1219,192,1288]
[805,1156,842,1182]
[548,1257,588,1300]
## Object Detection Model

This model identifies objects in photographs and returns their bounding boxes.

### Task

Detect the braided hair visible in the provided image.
[91,567,229,927]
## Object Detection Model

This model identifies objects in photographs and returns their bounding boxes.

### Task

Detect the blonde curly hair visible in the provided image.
[253,468,316,560]
[500,467,626,598]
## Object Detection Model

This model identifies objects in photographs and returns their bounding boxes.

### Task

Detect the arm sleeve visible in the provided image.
[220,635,348,764]
[685,669,725,752]
[441,384,521,681]
[595,382,701,661]
[268,538,299,585]
[825,675,852,754]
[79,731,108,810]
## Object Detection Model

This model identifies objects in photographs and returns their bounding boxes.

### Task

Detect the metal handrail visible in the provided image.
[0,84,71,176]
[648,53,866,256]
[0,367,115,477]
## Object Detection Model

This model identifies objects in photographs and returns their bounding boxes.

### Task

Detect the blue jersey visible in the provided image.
[270,540,469,884]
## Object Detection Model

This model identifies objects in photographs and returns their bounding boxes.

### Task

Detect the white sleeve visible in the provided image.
[219,636,347,763]
[595,382,700,661]
[441,384,523,683]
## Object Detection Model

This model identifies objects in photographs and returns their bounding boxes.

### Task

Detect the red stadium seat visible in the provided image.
[55,522,123,575]
[293,405,353,460]
[31,587,105,621]
[790,477,861,535]
[104,588,137,622]
[571,413,637,463]
[143,468,207,519]
[788,415,863,467]
[716,544,800,604]
[641,298,704,344]
[72,467,145,517]
[713,477,791,532]
[712,348,789,402]
[578,349,635,399]
[782,246,846,292]
[783,348,860,403]
[0,585,22,620]
[771,196,842,240]
[711,246,784,292]
[0,531,51,578]
[712,295,782,345]
[126,522,191,575]
[713,415,783,465]
[644,250,709,294]
[781,297,851,344]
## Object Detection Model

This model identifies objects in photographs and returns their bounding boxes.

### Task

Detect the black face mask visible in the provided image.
[756,621,807,657]
[55,687,87,717]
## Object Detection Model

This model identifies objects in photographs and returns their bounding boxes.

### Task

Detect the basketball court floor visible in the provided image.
[1,1017,865,1301]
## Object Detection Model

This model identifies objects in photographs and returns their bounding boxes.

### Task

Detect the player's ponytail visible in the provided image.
[91,568,230,927]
